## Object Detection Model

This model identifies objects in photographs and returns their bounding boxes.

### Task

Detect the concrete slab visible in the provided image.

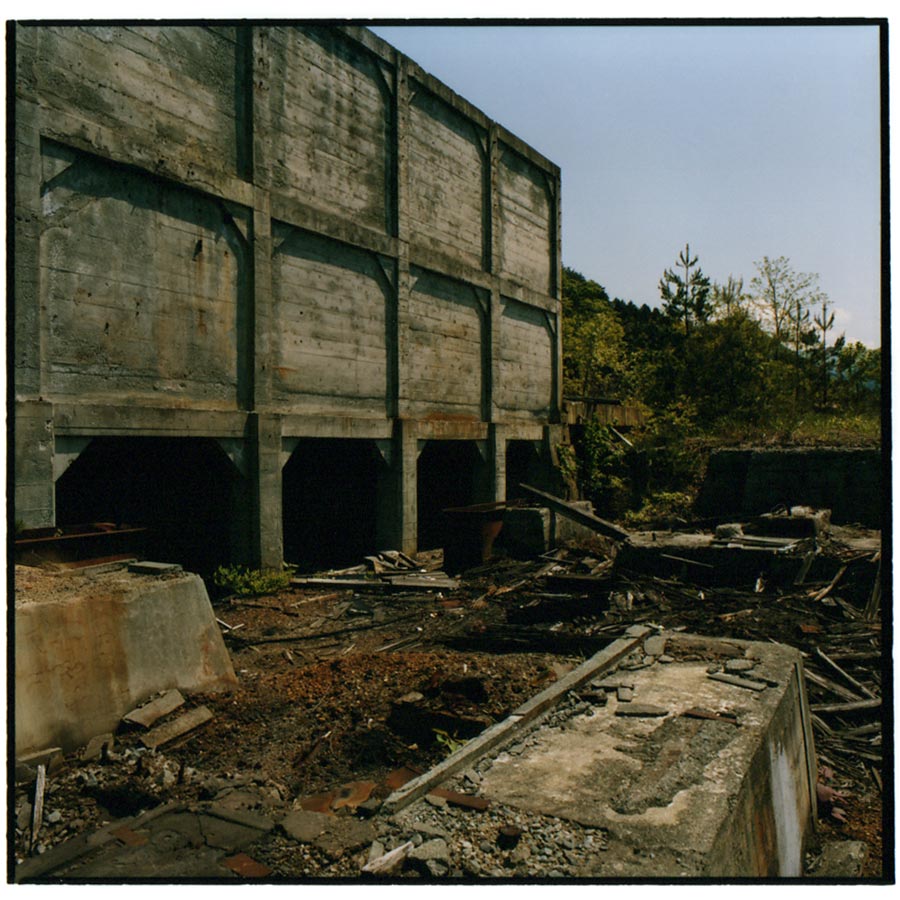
[617,530,817,587]
[15,566,236,755]
[280,809,376,860]
[476,633,815,878]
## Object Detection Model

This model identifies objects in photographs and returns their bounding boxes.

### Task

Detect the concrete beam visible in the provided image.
[52,404,248,438]
[280,414,393,441]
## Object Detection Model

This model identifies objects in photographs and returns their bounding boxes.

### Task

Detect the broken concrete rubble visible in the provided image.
[123,690,186,730]
[13,513,885,881]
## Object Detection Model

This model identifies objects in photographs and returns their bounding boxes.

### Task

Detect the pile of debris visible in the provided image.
[12,494,885,880]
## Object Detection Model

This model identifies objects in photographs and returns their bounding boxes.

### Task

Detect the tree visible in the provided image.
[834,342,881,409]
[561,268,629,400]
[711,275,748,319]
[812,292,837,406]
[684,312,774,424]
[749,256,817,348]
[659,244,712,335]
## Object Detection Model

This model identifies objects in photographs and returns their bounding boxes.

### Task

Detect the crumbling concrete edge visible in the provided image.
[381,625,652,815]
[15,801,189,882]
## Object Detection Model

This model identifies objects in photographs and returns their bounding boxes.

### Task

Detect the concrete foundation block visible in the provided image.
[15,567,236,756]
[479,633,817,878]
[501,502,598,557]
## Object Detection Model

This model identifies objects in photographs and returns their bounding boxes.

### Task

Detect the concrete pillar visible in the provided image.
[489,424,508,503]
[14,401,55,529]
[488,123,501,274]
[543,424,568,496]
[472,439,494,506]
[248,413,284,569]
[375,419,418,555]
[393,55,412,420]
[246,30,280,571]
[13,31,43,400]
[550,166,563,424]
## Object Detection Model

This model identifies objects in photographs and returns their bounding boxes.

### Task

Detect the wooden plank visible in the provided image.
[864,557,882,621]
[803,668,863,704]
[290,574,458,592]
[809,698,881,715]
[30,764,46,851]
[123,689,185,729]
[140,706,213,750]
[810,565,847,602]
[814,647,877,700]
[519,483,630,543]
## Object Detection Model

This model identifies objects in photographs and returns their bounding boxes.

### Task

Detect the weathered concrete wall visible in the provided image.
[696,448,882,527]
[40,140,251,407]
[497,296,555,419]
[706,655,814,876]
[405,268,487,419]
[15,569,236,756]
[13,23,562,565]
[268,26,392,233]
[271,227,391,415]
[497,145,555,295]
[409,85,487,270]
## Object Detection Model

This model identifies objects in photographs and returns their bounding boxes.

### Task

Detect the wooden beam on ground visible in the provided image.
[815,647,877,700]
[809,698,881,715]
[30,765,46,851]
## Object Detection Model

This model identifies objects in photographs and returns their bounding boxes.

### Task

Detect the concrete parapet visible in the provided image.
[14,565,236,756]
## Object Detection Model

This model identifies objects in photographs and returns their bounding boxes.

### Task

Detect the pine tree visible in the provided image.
[659,244,711,336]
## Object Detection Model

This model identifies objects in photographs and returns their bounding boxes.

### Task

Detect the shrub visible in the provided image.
[623,490,696,528]
[212,564,293,597]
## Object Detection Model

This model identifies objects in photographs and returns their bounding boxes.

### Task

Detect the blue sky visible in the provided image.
[371,23,883,348]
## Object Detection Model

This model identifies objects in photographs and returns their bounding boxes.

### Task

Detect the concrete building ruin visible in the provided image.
[13,23,562,573]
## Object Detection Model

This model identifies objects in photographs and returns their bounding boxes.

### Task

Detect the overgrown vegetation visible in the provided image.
[213,564,295,597]
[562,254,881,523]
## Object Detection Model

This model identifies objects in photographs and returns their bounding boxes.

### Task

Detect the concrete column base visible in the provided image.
[15,566,236,756]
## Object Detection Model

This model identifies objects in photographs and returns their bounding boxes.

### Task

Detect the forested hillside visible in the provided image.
[560,250,882,523]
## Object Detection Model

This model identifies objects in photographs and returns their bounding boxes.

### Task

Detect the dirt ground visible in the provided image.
[13,524,887,879]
